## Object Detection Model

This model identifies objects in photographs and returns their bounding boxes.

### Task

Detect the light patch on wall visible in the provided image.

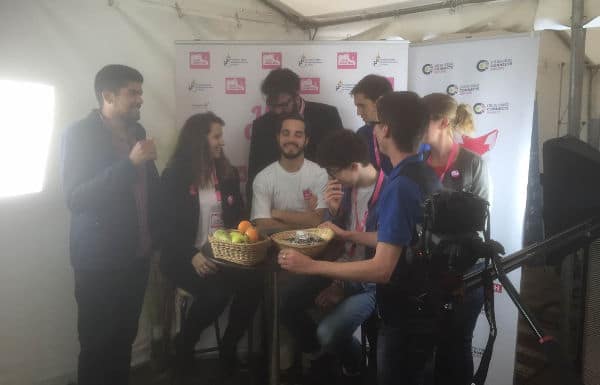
[0,80,54,198]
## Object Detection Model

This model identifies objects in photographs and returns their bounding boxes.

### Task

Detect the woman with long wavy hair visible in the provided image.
[160,112,262,380]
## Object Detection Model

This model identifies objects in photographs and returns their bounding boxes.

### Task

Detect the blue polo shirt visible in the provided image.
[375,154,441,324]
[377,155,425,246]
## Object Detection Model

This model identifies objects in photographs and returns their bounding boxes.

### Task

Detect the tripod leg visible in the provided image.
[490,255,584,385]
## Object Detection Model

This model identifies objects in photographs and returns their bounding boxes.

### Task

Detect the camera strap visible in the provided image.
[472,212,496,385]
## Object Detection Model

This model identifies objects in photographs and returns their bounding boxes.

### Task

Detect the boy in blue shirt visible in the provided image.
[279,91,441,385]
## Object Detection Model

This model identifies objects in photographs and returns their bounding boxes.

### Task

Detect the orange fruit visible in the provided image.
[245,227,259,243]
[237,220,252,233]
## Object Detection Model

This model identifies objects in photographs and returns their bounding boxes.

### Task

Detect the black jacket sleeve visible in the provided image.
[328,105,344,131]
[159,167,198,276]
[246,118,262,207]
[220,168,246,228]
[247,118,263,189]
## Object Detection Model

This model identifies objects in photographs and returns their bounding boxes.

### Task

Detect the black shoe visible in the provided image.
[338,367,363,385]
[172,334,195,383]
[306,354,337,385]
[217,352,242,385]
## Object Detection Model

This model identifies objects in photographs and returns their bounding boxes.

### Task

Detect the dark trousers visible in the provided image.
[377,321,437,385]
[173,267,263,358]
[434,286,485,385]
[74,261,149,385]
[279,273,331,354]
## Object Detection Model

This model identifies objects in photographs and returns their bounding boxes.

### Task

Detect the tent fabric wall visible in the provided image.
[0,1,304,384]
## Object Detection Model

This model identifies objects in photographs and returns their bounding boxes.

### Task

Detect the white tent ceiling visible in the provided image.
[152,0,600,63]
[257,0,600,64]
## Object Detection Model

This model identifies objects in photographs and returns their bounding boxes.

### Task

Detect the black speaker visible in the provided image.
[542,136,600,237]
[542,136,600,385]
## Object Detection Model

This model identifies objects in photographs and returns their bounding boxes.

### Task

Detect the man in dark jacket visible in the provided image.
[246,68,343,206]
[61,64,160,385]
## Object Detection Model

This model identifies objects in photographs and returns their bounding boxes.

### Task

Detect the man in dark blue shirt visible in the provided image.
[278,91,441,385]
[352,74,393,175]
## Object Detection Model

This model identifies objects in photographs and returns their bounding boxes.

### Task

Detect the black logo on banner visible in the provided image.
[447,83,480,96]
[473,103,486,114]
[473,102,510,114]
[477,58,512,72]
[476,60,490,72]
[422,62,454,75]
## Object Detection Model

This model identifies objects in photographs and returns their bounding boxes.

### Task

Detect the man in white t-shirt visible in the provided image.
[251,113,328,231]
[251,113,331,381]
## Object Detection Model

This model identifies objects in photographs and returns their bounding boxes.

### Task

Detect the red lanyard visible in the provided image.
[430,143,459,182]
[353,170,385,232]
[372,129,381,169]
[212,170,221,202]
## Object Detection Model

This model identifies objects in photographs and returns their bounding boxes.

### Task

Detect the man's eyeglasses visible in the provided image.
[267,97,294,109]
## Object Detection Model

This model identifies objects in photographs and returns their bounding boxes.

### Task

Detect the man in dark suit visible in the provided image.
[61,65,160,385]
[246,68,343,206]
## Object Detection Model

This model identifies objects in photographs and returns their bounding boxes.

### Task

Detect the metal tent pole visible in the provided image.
[568,0,586,137]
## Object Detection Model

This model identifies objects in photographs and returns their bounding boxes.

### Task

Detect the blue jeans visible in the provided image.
[317,284,376,370]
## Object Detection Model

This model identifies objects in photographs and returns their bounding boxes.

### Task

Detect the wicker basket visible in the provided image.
[270,228,335,257]
[208,230,271,266]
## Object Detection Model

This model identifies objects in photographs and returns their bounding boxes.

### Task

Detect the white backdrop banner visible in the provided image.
[409,34,540,384]
[175,41,408,188]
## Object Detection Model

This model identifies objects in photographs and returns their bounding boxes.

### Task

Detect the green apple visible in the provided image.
[213,229,230,242]
[230,231,248,244]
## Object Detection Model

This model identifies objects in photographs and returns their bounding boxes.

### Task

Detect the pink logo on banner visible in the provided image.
[262,52,282,69]
[189,52,210,69]
[386,77,395,89]
[225,78,246,94]
[300,78,320,94]
[337,52,357,69]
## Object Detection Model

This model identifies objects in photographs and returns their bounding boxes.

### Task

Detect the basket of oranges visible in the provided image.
[208,220,271,266]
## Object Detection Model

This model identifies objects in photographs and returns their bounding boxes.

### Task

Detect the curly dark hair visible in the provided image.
[261,68,300,103]
[317,129,370,170]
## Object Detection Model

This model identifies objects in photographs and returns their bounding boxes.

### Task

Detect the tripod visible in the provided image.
[465,219,600,385]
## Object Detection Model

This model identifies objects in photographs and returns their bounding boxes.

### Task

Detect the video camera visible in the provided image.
[412,190,491,293]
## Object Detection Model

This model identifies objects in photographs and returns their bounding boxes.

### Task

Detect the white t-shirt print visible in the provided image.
[251,159,328,221]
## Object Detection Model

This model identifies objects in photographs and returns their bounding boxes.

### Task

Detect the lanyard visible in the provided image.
[349,170,384,257]
[429,143,459,182]
[372,128,381,169]
[212,170,221,202]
